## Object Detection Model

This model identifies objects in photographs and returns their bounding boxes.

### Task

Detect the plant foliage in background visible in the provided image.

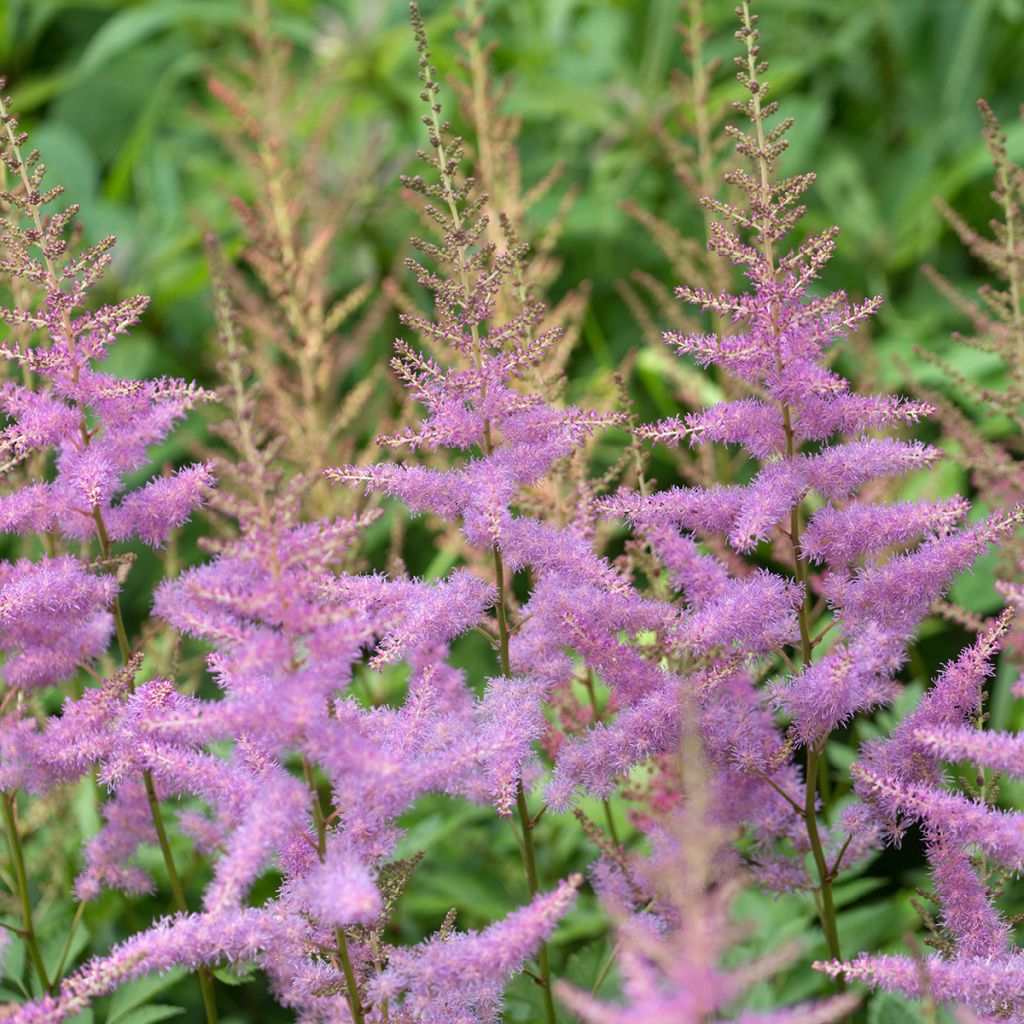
[2,1,1024,1023]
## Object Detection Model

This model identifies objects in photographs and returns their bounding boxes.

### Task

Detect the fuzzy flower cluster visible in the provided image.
[0,94,212,755]
[558,747,858,1024]
[3,3,1024,1024]
[0,121,212,693]
[599,4,1010,928]
[817,611,1024,1018]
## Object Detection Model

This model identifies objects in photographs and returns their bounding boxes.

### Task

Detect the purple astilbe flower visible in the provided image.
[0,556,115,689]
[0,908,277,1024]
[320,8,656,1018]
[4,876,580,1024]
[0,83,218,1014]
[818,612,1024,1016]
[149,149,589,1019]
[323,4,634,803]
[154,497,380,751]
[601,0,1011,967]
[371,877,581,1024]
[817,953,1024,1021]
[557,730,857,1024]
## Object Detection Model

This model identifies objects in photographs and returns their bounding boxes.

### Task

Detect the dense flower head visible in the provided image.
[0,90,212,695]
[557,754,857,1024]
[372,877,581,1024]
[3,6,1024,1024]
[820,612,1024,1013]
[601,1,1004,799]
[321,1,669,841]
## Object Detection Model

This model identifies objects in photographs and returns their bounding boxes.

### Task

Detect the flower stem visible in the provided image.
[494,548,557,1024]
[515,781,557,1024]
[53,900,85,983]
[303,757,366,1024]
[803,748,844,971]
[1,794,52,994]
[335,927,367,1024]
[93,510,219,1024]
[736,1,846,981]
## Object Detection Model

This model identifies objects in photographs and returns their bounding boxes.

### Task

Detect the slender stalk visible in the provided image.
[737,1,845,982]
[303,758,366,1024]
[495,548,556,1024]
[94,512,220,1023]
[53,900,85,983]
[515,782,557,1024]
[335,927,367,1024]
[581,670,622,846]
[803,747,844,970]
[1,794,52,994]
[302,757,328,858]
[602,800,621,848]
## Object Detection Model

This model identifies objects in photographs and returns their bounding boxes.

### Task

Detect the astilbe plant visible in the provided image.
[1,9,636,1022]
[322,6,734,1020]
[557,724,859,1024]
[817,610,1024,1019]
[0,87,218,1019]
[603,0,1016,971]
[6,3,1024,1023]
[2,52,585,1024]
[386,0,618,598]
[912,101,1024,661]
[205,0,390,508]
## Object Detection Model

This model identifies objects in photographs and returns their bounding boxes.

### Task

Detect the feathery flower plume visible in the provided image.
[0,80,218,1018]
[558,725,858,1024]
[602,0,1005,973]
[818,612,1024,1018]
[321,6,666,1018]
[205,0,389,492]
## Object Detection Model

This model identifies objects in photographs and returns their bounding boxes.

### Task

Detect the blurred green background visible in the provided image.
[4,0,1024,1020]
[3,0,1024,393]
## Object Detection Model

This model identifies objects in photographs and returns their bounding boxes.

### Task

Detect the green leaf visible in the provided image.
[109,1006,184,1024]
[73,2,243,82]
[106,968,186,1024]
[211,963,257,986]
[868,991,924,1024]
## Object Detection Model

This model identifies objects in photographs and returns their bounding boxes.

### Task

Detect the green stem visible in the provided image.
[334,927,366,1024]
[1,794,51,994]
[581,671,622,847]
[93,509,219,1024]
[303,758,366,1023]
[53,900,85,983]
[140,773,219,1020]
[602,799,621,848]
[804,747,844,972]
[494,545,556,1024]
[302,757,327,858]
[515,781,556,1024]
